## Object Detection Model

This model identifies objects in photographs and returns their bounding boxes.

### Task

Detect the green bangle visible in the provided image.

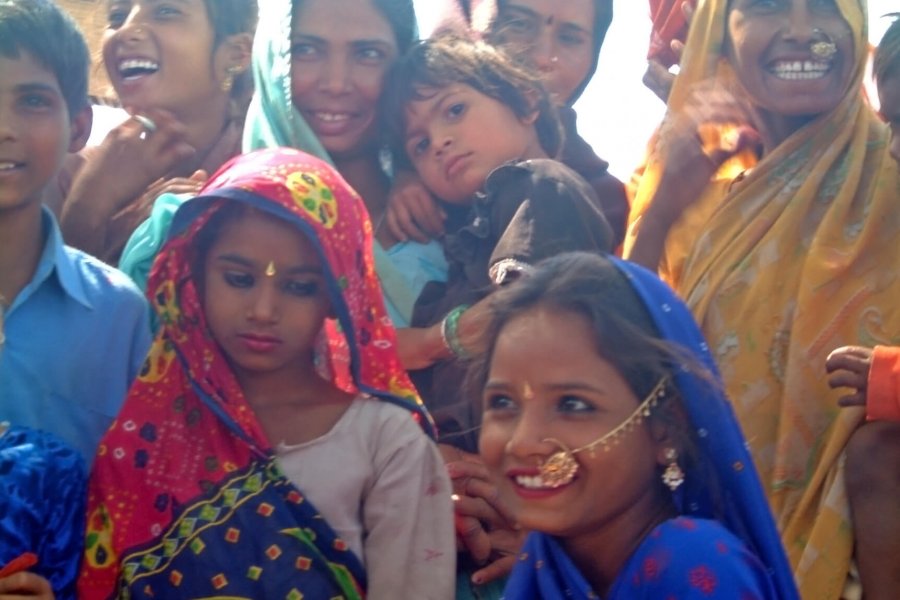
[440,304,471,359]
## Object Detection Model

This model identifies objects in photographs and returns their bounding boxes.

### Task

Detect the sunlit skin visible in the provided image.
[201,209,357,446]
[403,83,546,205]
[103,0,232,121]
[725,0,855,146]
[290,0,398,159]
[878,71,900,165]
[0,53,89,213]
[491,0,596,104]
[479,307,674,594]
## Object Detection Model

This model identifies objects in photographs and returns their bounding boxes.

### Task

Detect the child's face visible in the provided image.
[0,52,89,212]
[479,307,666,542]
[202,209,332,385]
[403,84,546,205]
[878,71,900,166]
[103,0,228,114]
[290,0,399,158]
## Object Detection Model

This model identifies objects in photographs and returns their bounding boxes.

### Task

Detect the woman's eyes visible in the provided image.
[355,46,387,64]
[291,43,320,60]
[558,29,588,48]
[558,395,596,413]
[222,271,319,297]
[482,393,596,414]
[484,394,517,411]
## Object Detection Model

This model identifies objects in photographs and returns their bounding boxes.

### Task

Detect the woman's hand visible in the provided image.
[0,572,54,599]
[61,108,196,256]
[441,446,525,585]
[643,0,695,103]
[385,170,446,243]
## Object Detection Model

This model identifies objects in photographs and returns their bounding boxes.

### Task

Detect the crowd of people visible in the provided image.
[0,0,898,598]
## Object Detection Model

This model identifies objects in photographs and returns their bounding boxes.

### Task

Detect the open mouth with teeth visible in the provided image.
[0,161,24,172]
[118,59,160,80]
[513,473,575,491]
[768,59,832,81]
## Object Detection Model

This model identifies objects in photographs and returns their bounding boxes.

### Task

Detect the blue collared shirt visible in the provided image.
[0,208,152,465]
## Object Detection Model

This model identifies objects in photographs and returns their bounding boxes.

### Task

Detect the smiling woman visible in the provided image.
[624,1,900,598]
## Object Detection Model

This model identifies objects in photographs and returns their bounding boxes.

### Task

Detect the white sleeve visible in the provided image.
[362,410,456,600]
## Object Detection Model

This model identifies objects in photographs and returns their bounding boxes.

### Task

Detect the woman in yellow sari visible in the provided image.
[625,1,900,599]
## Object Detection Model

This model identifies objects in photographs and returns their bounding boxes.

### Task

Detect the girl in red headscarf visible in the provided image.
[78,147,455,600]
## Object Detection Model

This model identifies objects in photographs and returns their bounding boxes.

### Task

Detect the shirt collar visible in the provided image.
[33,206,93,310]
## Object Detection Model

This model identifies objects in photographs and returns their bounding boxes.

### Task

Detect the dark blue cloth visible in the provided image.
[0,425,86,600]
[502,257,799,600]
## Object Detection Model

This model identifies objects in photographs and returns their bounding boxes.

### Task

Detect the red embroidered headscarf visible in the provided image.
[80,148,433,598]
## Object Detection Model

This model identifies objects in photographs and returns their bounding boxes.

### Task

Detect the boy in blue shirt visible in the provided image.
[0,0,151,467]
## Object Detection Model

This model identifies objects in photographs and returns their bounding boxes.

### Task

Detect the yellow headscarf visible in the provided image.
[627,1,900,598]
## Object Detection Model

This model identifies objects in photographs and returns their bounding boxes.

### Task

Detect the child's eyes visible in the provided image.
[223,271,254,289]
[154,4,183,20]
[446,103,466,119]
[408,137,430,158]
[283,280,320,297]
[107,7,129,29]
[18,94,55,111]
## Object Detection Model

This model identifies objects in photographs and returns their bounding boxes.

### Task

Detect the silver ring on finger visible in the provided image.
[133,114,157,139]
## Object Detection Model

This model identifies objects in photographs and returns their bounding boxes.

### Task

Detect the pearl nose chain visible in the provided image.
[538,378,669,488]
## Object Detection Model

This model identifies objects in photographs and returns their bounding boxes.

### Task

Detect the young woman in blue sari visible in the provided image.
[474,252,799,599]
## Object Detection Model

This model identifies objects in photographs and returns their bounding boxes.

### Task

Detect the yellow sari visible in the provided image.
[626,1,900,598]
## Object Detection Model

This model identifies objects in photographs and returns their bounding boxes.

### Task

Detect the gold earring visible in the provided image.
[221,66,240,93]
[265,261,277,277]
[661,448,685,491]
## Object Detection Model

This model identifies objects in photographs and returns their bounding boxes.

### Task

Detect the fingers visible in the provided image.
[385,201,425,243]
[825,346,873,373]
[837,392,867,408]
[472,554,517,585]
[827,370,867,392]
[682,0,695,24]
[454,511,492,564]
[407,191,445,238]
[0,571,53,596]
[643,59,676,103]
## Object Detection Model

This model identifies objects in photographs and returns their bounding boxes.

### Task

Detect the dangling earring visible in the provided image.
[221,66,240,93]
[661,448,685,491]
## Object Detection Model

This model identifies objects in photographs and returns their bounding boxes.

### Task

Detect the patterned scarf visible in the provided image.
[79,148,434,599]
[626,1,900,597]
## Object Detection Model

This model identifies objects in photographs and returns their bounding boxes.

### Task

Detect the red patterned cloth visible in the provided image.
[648,0,696,68]
[79,148,434,599]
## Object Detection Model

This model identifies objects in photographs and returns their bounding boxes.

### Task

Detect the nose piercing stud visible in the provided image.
[265,261,277,277]
[810,28,837,59]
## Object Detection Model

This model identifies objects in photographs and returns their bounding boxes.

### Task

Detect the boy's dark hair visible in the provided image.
[0,0,90,115]
[294,0,417,54]
[381,34,563,168]
[875,14,900,84]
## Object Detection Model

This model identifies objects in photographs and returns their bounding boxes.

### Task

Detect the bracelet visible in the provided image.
[440,304,471,359]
